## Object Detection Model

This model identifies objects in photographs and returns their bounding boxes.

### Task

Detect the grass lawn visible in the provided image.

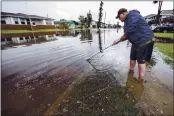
[1,29,60,34]
[155,43,173,59]
[154,33,174,39]
[1,28,106,34]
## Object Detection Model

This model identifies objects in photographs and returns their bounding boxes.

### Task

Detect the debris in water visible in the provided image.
[63,108,68,112]
[163,102,167,105]
[77,100,81,104]
[28,95,32,99]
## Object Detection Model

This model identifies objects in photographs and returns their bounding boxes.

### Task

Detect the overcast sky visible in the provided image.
[2,1,173,25]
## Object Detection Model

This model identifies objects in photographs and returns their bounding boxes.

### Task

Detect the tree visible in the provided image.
[87,10,92,28]
[79,15,86,28]
[97,1,104,29]
[60,19,67,21]
[153,1,163,25]
[58,23,68,29]
[84,17,88,28]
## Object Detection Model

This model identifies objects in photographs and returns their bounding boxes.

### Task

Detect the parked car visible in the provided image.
[151,25,160,31]
[153,26,174,33]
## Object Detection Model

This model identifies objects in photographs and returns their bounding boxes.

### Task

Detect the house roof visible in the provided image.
[160,10,173,15]
[144,14,156,18]
[1,12,54,20]
[54,20,79,25]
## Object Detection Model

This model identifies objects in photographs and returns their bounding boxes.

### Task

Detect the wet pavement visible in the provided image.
[1,29,173,116]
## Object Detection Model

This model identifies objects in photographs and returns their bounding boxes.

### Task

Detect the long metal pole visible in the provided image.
[86,44,113,61]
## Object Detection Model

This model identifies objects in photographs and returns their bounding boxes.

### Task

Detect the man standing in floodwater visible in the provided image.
[113,8,155,82]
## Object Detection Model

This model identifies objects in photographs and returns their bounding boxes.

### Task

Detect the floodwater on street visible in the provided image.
[1,29,173,116]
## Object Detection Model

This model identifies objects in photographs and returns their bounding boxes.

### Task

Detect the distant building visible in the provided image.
[54,20,80,29]
[144,10,174,25]
[90,20,110,28]
[1,12,55,25]
[144,14,157,24]
[160,10,174,24]
[91,20,97,28]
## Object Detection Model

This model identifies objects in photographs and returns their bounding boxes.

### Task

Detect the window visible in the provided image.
[26,19,31,25]
[25,37,29,39]
[14,20,18,24]
[20,37,23,40]
[32,22,35,25]
[20,19,25,24]
[46,21,52,25]
[1,38,5,42]
[14,18,19,24]
[27,22,30,25]
[1,20,6,24]
[6,38,12,41]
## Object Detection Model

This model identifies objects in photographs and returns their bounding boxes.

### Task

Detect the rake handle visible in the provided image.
[87,44,113,61]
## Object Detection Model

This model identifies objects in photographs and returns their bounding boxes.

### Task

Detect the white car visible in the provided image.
[151,25,160,31]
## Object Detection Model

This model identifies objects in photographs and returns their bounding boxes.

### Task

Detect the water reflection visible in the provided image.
[163,56,173,69]
[126,72,144,103]
[79,30,93,43]
[57,30,80,37]
[1,30,81,49]
[117,28,119,33]
[1,32,58,49]
[98,29,103,52]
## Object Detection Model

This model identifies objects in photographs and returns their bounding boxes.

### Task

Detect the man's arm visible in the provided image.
[113,34,127,45]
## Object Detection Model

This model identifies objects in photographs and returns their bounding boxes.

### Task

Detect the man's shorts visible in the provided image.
[130,42,154,64]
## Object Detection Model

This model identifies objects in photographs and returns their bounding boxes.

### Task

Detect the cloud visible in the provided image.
[2,1,173,25]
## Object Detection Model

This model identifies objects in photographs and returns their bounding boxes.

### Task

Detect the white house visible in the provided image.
[160,10,174,23]
[1,12,55,25]
[144,14,156,23]
[144,10,173,25]
[90,20,97,28]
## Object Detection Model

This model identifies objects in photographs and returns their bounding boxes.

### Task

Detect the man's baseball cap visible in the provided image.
[116,8,128,19]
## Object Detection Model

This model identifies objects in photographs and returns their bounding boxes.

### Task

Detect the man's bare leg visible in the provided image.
[138,63,146,80]
[130,60,136,71]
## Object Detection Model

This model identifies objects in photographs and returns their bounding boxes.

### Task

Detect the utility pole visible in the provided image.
[104,11,106,28]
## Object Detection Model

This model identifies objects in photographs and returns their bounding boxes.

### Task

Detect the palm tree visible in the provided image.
[153,1,163,25]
